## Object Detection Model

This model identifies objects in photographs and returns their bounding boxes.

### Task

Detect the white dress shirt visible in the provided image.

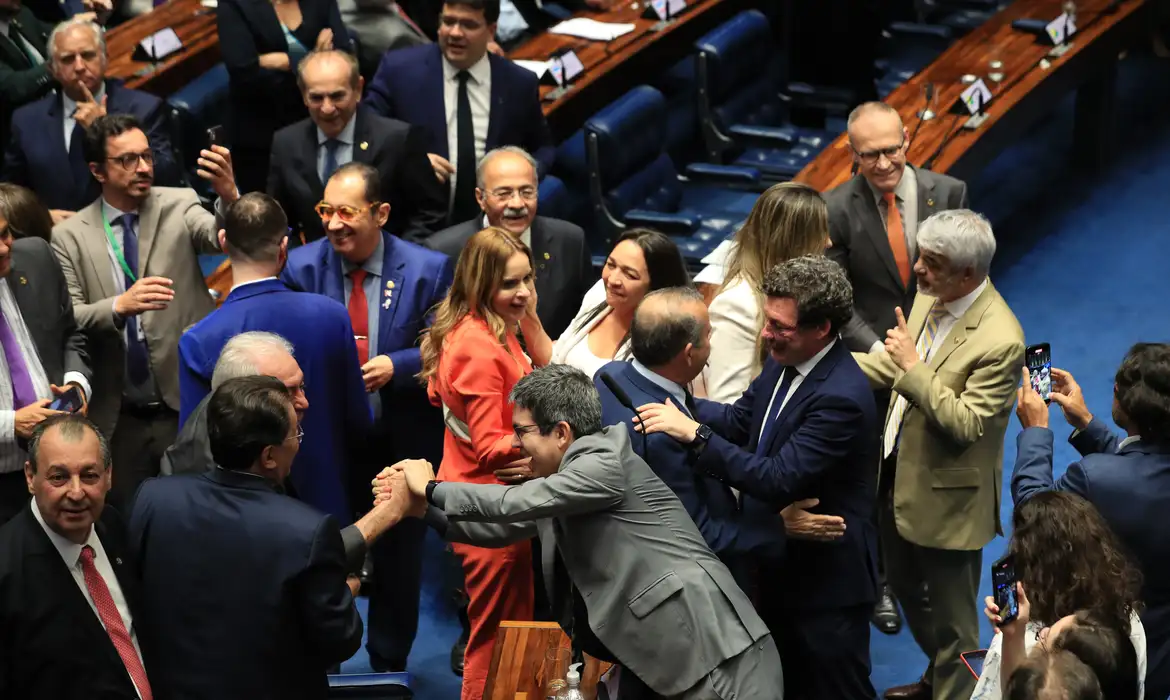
[443,54,491,204]
[758,338,837,442]
[317,114,357,184]
[631,359,690,415]
[61,83,106,152]
[30,501,149,698]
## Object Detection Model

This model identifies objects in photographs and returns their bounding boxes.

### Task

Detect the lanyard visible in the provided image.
[102,216,137,283]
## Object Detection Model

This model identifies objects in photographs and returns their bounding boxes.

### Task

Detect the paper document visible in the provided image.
[514,60,550,78]
[549,18,635,41]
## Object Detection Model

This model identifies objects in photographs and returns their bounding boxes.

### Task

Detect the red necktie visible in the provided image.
[883,191,911,288]
[348,269,370,365]
[79,545,153,700]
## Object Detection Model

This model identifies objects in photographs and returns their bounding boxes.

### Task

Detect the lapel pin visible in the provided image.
[382,298,391,310]
[360,141,369,151]
[115,557,122,566]
[386,280,395,289]
[543,252,550,260]
[927,198,935,207]
[384,289,392,298]
[18,276,27,285]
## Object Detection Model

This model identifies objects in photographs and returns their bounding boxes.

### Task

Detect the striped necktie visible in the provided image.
[882,303,950,458]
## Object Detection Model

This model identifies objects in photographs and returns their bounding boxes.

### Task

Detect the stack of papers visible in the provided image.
[514,60,550,78]
[549,18,636,41]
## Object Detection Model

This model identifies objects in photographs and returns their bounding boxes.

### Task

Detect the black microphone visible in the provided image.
[909,82,935,145]
[599,371,648,459]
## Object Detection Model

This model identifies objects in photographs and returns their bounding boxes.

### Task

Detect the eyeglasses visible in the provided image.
[513,423,544,439]
[106,151,154,170]
[285,425,305,445]
[315,201,380,223]
[486,187,538,202]
[854,140,905,165]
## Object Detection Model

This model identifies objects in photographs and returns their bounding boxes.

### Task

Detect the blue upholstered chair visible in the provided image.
[327,671,412,698]
[167,63,231,200]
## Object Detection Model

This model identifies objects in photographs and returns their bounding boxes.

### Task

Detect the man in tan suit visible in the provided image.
[51,113,240,504]
[854,209,1024,700]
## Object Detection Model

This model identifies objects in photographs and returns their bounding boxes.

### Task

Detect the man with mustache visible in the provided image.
[426,146,590,338]
[50,113,240,507]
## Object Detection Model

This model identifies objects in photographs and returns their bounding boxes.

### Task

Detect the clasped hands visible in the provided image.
[371,459,434,517]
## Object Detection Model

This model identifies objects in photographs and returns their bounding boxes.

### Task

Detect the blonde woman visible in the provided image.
[419,227,542,700]
[701,183,832,403]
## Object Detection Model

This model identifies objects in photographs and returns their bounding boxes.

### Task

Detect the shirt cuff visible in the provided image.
[111,298,126,330]
[62,372,91,403]
[869,339,885,354]
[0,410,14,446]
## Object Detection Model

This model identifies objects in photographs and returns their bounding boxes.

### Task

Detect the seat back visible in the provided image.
[651,57,701,166]
[537,174,570,222]
[167,63,231,199]
[327,672,412,698]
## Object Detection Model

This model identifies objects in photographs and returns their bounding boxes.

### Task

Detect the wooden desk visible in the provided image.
[509,0,745,139]
[795,0,1152,192]
[484,621,612,700]
[106,0,220,97]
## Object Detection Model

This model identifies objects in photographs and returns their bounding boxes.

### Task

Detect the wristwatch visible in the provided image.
[692,424,713,446]
[425,480,441,507]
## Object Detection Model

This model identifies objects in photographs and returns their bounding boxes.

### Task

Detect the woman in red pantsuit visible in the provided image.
[419,227,549,700]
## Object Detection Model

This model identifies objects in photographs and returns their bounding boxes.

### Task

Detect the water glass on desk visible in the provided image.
[541,646,572,699]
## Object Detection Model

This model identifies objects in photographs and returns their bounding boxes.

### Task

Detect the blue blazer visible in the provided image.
[594,361,783,586]
[281,231,453,462]
[1013,420,1170,699]
[363,44,555,176]
[129,469,363,700]
[692,341,879,612]
[2,80,180,211]
[176,278,371,524]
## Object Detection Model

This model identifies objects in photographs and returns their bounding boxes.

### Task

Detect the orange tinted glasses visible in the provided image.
[314,201,380,223]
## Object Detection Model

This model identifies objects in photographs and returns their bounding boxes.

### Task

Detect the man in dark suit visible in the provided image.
[363,0,555,224]
[637,255,879,700]
[0,414,157,699]
[0,0,55,164]
[594,287,785,589]
[268,49,446,245]
[0,219,91,524]
[1013,344,1170,700]
[3,17,180,220]
[426,146,591,338]
[283,161,452,672]
[177,193,373,528]
[128,376,392,698]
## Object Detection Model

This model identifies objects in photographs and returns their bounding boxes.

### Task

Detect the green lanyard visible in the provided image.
[102,216,137,283]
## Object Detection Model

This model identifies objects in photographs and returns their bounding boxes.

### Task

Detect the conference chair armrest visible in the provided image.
[327,671,413,697]
[684,162,761,185]
[623,210,699,235]
[887,21,954,42]
[727,124,797,149]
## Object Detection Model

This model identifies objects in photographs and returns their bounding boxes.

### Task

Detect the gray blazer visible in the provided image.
[825,167,968,352]
[427,426,770,696]
[50,187,222,435]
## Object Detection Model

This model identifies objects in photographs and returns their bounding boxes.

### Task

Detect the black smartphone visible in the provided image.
[1026,343,1052,403]
[49,386,83,413]
[207,124,225,149]
[992,554,1019,625]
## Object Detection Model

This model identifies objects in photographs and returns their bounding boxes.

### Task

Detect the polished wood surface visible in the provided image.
[510,0,745,138]
[484,621,613,700]
[106,0,220,96]
[795,0,1151,192]
[206,258,232,307]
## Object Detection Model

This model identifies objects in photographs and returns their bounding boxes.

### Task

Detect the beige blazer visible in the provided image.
[50,187,222,435]
[854,282,1024,551]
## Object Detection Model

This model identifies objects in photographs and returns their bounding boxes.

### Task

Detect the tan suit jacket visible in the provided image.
[854,282,1024,551]
[50,187,221,435]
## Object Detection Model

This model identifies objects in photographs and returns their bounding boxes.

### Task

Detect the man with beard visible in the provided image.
[50,113,240,506]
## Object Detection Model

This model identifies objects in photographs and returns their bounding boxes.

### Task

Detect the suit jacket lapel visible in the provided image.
[851,177,904,289]
[322,243,346,303]
[0,31,29,68]
[136,191,160,275]
[6,259,47,359]
[377,232,405,351]
[77,199,117,299]
[915,166,939,222]
[531,217,553,297]
[425,48,449,160]
[352,109,375,165]
[302,119,325,195]
[748,361,784,451]
[486,55,504,149]
[928,285,997,370]
[540,520,557,620]
[760,346,839,454]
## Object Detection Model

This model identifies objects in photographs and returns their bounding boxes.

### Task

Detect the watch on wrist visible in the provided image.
[693,424,713,446]
[425,480,441,507]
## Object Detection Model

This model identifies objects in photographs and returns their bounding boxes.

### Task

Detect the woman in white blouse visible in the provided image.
[700,183,832,403]
[974,492,1145,700]
[525,229,690,378]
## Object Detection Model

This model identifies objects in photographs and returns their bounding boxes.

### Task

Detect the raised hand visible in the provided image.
[884,306,918,372]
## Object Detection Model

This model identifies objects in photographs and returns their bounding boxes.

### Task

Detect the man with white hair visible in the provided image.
[2,16,179,219]
[854,209,1024,700]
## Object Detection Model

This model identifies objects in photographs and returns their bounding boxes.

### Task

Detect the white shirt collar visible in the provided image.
[101,197,135,222]
[482,214,531,252]
[317,112,356,146]
[1119,435,1142,450]
[630,359,689,409]
[443,53,491,86]
[938,278,989,320]
[229,275,278,293]
[790,337,837,377]
[30,498,95,569]
[62,82,107,121]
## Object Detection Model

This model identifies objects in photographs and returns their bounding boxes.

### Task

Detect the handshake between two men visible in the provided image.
[368,459,436,520]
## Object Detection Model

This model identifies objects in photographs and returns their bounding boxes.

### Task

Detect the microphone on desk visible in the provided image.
[599,371,648,460]
[910,82,935,145]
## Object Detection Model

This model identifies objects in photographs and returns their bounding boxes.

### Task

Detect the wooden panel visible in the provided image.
[794,0,1150,192]
[106,0,221,97]
[484,621,613,700]
[206,258,232,307]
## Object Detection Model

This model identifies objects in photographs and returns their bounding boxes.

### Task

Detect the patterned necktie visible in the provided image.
[79,545,154,700]
[883,192,911,288]
[348,269,369,365]
[0,306,38,410]
[321,139,342,184]
[119,214,151,386]
[757,366,796,453]
[882,303,950,458]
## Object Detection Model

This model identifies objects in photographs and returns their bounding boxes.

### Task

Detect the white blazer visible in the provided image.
[700,277,761,404]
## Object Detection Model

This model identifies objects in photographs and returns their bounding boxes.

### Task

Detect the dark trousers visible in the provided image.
[0,469,29,526]
[367,516,427,670]
[110,405,178,509]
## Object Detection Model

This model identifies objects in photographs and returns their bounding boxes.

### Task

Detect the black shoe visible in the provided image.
[358,552,374,593]
[450,637,467,676]
[369,656,407,673]
[883,677,931,700]
[872,584,903,635]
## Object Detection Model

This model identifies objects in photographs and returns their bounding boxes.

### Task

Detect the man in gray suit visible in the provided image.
[51,113,240,505]
[380,364,783,699]
[425,147,592,338]
[825,101,967,638]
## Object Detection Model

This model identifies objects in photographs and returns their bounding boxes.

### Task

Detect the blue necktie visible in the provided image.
[757,366,796,453]
[321,139,341,184]
[119,213,151,386]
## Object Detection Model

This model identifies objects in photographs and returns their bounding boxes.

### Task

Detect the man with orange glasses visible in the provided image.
[282,161,452,673]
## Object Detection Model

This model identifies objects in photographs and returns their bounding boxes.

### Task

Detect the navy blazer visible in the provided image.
[129,469,363,700]
[594,361,783,586]
[363,44,555,176]
[176,278,372,524]
[281,231,452,462]
[1013,420,1170,699]
[2,80,180,211]
[692,341,879,611]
